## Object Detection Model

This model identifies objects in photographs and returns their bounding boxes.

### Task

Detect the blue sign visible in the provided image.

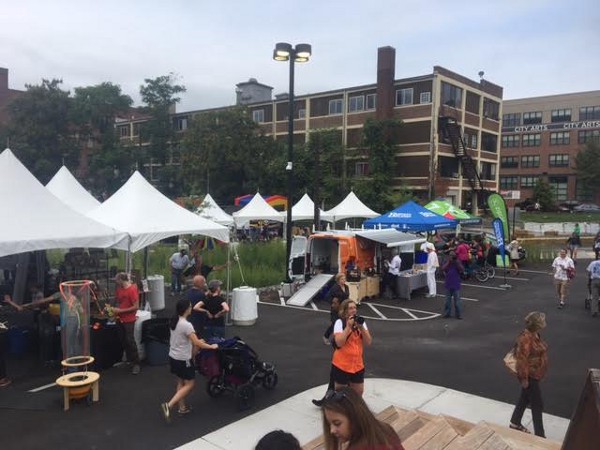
[492,218,506,262]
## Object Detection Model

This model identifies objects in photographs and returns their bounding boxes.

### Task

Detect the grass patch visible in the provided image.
[521,212,600,223]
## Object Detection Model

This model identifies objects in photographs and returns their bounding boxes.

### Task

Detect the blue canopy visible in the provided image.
[363,200,458,232]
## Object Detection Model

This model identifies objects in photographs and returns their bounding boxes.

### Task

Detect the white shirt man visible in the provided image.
[388,254,402,276]
[552,249,574,308]
[586,259,600,317]
[385,252,402,298]
[426,243,439,297]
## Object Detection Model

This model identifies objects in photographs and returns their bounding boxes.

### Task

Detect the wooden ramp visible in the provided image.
[302,405,561,450]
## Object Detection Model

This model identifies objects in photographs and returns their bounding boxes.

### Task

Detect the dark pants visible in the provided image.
[117,322,139,365]
[384,273,398,298]
[0,333,7,379]
[171,268,184,293]
[510,378,545,437]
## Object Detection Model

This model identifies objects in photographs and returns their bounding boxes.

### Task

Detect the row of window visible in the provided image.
[500,175,568,195]
[503,106,600,126]
[501,154,569,168]
[501,130,600,147]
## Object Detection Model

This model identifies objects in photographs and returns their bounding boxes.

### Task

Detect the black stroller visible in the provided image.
[195,336,278,410]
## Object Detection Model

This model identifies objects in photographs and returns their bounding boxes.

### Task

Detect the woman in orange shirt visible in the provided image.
[332,300,372,397]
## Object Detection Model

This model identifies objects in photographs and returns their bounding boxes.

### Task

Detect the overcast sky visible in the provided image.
[1,0,599,112]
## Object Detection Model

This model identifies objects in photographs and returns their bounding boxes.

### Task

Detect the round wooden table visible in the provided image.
[61,356,95,373]
[55,371,100,411]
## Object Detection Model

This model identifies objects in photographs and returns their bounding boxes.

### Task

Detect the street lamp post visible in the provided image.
[273,42,312,282]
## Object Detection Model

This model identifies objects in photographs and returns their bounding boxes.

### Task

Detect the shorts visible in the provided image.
[169,357,195,380]
[331,364,365,385]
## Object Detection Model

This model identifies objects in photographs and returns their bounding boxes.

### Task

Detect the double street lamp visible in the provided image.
[273,42,312,282]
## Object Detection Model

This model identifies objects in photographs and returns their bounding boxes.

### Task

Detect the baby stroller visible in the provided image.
[195,336,278,411]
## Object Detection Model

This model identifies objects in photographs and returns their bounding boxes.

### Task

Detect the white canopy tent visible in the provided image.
[324,191,379,223]
[280,193,333,222]
[46,165,101,214]
[87,171,229,252]
[232,192,284,227]
[195,193,234,226]
[0,149,129,257]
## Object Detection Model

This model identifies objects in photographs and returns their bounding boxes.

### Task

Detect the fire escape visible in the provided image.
[439,116,491,206]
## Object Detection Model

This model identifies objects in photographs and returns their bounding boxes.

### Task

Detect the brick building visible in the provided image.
[500,91,600,206]
[0,68,24,126]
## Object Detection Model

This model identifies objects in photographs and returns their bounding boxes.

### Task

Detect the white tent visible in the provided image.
[324,191,379,222]
[195,193,234,226]
[46,166,101,214]
[232,192,284,227]
[87,171,229,252]
[280,193,333,222]
[0,149,129,257]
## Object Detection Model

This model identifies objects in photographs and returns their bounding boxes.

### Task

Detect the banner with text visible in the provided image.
[488,193,510,240]
[492,218,506,264]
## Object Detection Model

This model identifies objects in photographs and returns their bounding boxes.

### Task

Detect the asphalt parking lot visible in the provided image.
[1,261,599,450]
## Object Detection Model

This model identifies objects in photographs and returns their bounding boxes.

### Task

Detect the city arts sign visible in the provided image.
[503,120,600,133]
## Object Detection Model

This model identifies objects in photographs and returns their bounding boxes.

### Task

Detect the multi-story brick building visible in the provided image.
[117,46,503,209]
[0,68,24,126]
[500,91,600,206]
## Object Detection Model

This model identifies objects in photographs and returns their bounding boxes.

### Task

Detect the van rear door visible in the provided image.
[288,235,307,281]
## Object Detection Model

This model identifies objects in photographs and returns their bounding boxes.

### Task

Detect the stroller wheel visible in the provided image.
[235,384,255,411]
[206,376,225,398]
[262,372,278,390]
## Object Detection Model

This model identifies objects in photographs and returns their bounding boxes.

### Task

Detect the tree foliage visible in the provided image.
[533,179,556,211]
[575,141,600,194]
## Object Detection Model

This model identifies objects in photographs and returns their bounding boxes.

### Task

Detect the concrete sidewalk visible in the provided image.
[176,378,569,450]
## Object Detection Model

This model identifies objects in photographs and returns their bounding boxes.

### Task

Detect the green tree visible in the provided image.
[575,141,600,195]
[533,179,556,211]
[5,79,77,183]
[352,117,402,213]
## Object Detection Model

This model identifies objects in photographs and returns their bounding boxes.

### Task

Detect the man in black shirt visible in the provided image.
[193,279,229,339]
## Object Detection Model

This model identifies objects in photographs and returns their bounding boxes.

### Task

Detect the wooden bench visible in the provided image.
[55,371,100,411]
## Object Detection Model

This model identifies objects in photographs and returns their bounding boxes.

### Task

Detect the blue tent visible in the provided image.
[363,200,458,232]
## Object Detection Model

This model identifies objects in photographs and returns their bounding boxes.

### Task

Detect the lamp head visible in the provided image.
[294,43,312,60]
[273,42,292,61]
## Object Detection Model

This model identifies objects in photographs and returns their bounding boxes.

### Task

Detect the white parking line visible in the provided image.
[279,297,286,306]
[309,301,319,311]
[365,303,386,319]
[461,283,507,290]
[28,382,56,393]
[519,269,551,274]
[403,309,419,319]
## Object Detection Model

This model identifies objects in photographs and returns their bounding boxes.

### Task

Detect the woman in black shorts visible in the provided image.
[160,298,218,423]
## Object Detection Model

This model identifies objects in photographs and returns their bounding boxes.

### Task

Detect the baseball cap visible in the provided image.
[208,279,223,291]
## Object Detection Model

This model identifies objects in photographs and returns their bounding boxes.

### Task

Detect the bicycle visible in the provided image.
[461,260,490,283]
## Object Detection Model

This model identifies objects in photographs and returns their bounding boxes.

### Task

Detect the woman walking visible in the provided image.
[332,300,372,397]
[161,298,218,423]
[509,311,548,438]
[321,386,404,450]
[508,237,520,276]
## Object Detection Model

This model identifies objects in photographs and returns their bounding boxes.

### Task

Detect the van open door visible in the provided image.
[288,235,307,281]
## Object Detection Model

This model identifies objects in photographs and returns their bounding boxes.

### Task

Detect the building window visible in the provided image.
[549,176,568,201]
[329,99,343,115]
[481,132,497,152]
[298,109,306,119]
[549,154,569,167]
[355,162,369,177]
[578,129,600,144]
[464,131,478,149]
[500,176,519,190]
[550,131,570,145]
[501,156,519,168]
[522,133,541,147]
[503,113,521,127]
[132,123,140,137]
[252,109,264,123]
[395,88,413,106]
[348,95,364,112]
[501,135,520,148]
[420,92,431,104]
[366,94,376,110]
[483,98,500,120]
[523,111,542,125]
[551,108,571,123]
[480,162,496,180]
[579,106,600,121]
[119,126,129,138]
[521,155,540,168]
[441,82,462,108]
[576,179,593,202]
[175,117,188,131]
[521,176,537,188]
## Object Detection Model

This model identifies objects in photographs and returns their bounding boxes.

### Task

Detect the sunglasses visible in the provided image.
[324,390,348,402]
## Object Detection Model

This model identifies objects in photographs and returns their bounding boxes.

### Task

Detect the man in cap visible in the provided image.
[193,280,229,338]
[169,249,190,295]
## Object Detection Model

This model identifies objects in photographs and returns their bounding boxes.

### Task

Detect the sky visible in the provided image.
[1,0,599,112]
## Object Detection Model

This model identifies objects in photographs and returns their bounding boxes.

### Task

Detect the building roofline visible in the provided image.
[504,90,600,102]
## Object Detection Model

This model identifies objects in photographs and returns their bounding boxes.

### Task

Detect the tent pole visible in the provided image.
[225,240,233,326]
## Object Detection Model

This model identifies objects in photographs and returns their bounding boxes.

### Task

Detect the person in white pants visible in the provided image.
[426,243,439,298]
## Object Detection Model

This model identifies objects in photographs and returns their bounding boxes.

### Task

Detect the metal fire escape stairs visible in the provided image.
[439,116,489,202]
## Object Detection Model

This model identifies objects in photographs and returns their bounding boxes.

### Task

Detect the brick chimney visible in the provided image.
[375,46,395,120]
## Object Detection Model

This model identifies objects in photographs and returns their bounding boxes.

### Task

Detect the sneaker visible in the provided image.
[558,301,565,309]
[177,405,193,415]
[132,364,141,375]
[161,402,171,423]
[0,378,12,388]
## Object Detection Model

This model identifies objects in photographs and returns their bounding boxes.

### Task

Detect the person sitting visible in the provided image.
[321,386,404,450]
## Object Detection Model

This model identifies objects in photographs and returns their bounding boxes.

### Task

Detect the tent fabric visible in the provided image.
[424,200,482,225]
[87,171,229,252]
[46,166,101,214]
[280,193,333,222]
[364,200,457,232]
[324,191,379,222]
[354,229,426,248]
[0,149,129,257]
[195,193,234,226]
[232,192,284,226]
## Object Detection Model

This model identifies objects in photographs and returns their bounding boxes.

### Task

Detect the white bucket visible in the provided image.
[146,275,165,311]
[231,286,258,326]
[134,310,152,360]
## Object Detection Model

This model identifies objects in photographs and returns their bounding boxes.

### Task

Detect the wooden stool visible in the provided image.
[61,356,95,374]
[55,371,100,411]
